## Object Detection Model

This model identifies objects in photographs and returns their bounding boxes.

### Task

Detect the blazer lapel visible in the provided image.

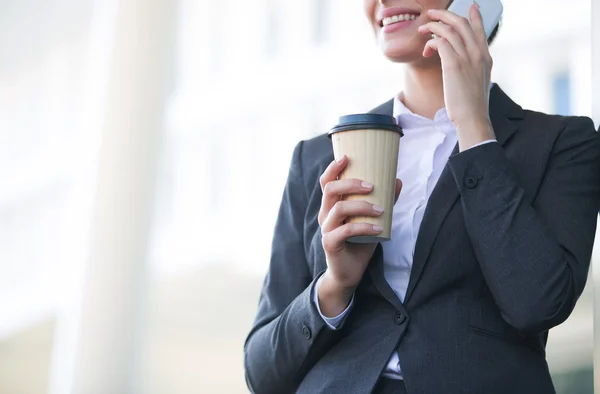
[368,244,408,314]
[403,148,461,303]
[403,84,523,303]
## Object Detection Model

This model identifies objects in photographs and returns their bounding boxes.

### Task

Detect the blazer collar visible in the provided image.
[368,84,523,307]
[370,83,523,145]
[488,84,524,145]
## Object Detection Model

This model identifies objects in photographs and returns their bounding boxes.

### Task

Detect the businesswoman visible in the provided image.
[244,0,600,393]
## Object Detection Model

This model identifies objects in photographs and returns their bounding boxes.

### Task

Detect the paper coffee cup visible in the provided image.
[328,114,403,244]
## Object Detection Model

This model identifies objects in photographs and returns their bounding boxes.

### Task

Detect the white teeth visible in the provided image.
[382,13,419,26]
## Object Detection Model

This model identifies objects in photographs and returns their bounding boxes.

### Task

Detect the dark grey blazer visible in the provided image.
[244,85,600,394]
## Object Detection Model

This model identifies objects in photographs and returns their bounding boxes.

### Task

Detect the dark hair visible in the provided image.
[488,22,500,45]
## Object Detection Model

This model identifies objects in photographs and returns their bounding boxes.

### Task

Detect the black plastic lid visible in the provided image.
[328,114,403,137]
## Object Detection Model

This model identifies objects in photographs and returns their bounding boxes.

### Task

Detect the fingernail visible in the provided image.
[373,205,384,213]
[427,9,437,14]
[373,225,384,232]
[361,181,373,189]
[474,1,480,8]
[336,155,345,163]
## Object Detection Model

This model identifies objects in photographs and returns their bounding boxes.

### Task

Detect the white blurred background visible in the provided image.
[0,0,598,393]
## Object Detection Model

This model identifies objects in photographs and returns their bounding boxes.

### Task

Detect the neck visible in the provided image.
[401,62,445,120]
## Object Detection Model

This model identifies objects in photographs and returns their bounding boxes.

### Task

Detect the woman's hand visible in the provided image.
[317,155,402,317]
[418,4,496,151]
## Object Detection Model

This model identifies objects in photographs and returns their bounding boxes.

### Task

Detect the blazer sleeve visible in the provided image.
[244,141,342,394]
[448,117,600,336]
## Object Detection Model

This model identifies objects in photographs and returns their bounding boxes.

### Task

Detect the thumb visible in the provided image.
[394,178,402,204]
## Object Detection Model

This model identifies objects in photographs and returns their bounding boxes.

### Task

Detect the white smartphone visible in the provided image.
[447,0,503,39]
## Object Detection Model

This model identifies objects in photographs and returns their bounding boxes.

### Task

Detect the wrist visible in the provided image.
[455,116,495,151]
[317,271,355,318]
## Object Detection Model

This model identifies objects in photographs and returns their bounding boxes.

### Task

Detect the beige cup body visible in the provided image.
[331,128,400,243]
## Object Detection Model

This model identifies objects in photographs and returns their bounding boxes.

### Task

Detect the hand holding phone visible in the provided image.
[417,5,497,150]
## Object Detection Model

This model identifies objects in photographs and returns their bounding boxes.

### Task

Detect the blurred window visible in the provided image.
[552,366,593,394]
[553,72,572,116]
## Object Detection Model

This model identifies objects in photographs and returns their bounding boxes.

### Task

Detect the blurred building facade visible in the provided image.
[0,0,596,393]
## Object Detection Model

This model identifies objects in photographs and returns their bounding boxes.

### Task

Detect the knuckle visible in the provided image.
[445,59,460,70]
[360,223,373,235]
[340,224,353,239]
[321,233,332,250]
[472,51,484,63]
[450,32,462,42]
[361,223,373,233]
[319,174,327,189]
[440,26,452,37]
[328,205,337,220]
[330,202,341,217]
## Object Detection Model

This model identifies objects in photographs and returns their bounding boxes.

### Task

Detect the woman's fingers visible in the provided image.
[423,36,458,67]
[419,21,467,58]
[469,3,488,47]
[319,156,347,192]
[324,178,374,201]
[424,7,490,64]
[322,223,383,253]
[321,200,384,233]
[426,8,479,50]
[318,155,349,226]
[319,178,374,226]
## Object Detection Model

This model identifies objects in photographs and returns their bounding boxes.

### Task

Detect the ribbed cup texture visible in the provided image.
[331,128,401,243]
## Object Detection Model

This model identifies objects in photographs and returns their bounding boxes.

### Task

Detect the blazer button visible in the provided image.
[302,324,312,340]
[393,311,406,325]
[465,176,479,189]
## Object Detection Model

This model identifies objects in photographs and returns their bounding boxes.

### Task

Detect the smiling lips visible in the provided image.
[378,7,421,34]
[381,13,419,27]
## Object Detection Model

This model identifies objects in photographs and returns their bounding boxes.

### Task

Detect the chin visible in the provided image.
[378,37,440,66]
[382,49,422,63]
[379,42,424,63]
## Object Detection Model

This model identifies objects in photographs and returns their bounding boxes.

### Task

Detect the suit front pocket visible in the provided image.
[468,324,545,356]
